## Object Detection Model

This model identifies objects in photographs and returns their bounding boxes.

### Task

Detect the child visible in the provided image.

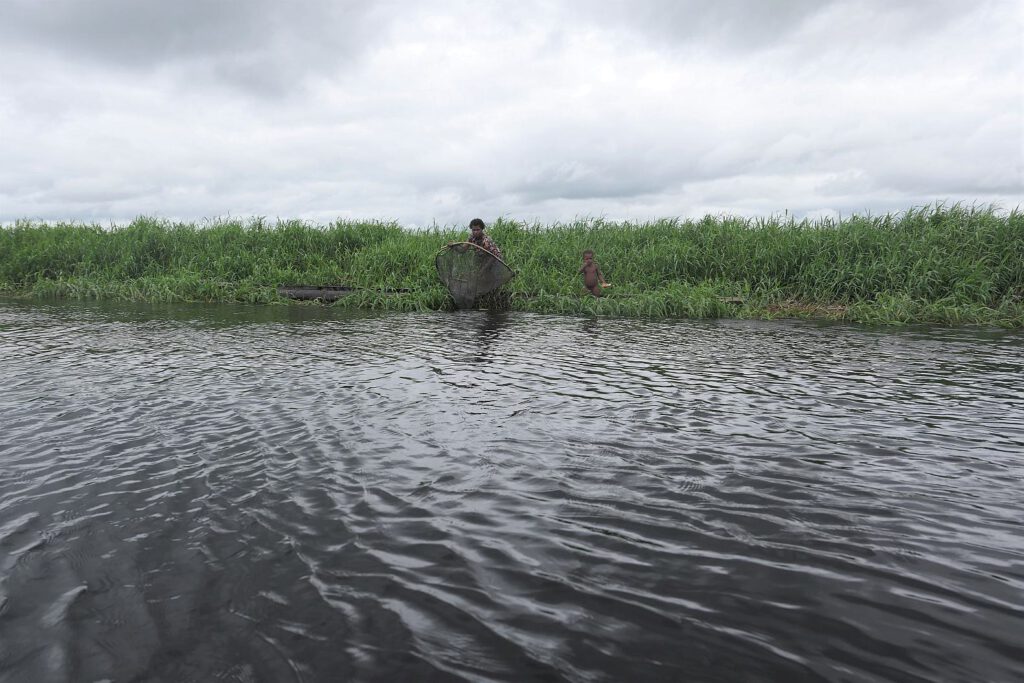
[579,249,610,297]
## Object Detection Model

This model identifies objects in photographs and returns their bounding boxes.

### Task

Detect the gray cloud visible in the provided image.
[0,0,389,95]
[561,0,975,53]
[0,0,1019,225]
[565,0,837,49]
[511,161,675,202]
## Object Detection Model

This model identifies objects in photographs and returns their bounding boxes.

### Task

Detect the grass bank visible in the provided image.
[2,205,1022,326]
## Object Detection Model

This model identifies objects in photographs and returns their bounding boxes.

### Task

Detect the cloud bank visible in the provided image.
[1,0,1020,225]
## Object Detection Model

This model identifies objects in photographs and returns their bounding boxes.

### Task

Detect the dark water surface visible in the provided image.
[0,299,1022,682]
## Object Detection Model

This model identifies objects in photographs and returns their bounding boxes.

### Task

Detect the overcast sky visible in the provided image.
[1,0,1021,226]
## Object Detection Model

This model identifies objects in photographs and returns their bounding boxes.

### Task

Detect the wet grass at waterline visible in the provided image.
[2,205,1022,325]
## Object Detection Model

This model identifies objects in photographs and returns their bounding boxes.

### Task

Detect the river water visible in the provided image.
[0,299,1021,682]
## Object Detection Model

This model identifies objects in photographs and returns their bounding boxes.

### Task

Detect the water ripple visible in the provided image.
[0,300,1022,682]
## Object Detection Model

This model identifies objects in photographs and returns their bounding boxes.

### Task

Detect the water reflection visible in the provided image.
[468,311,513,364]
[578,317,600,336]
[0,299,1022,682]
[0,296,375,328]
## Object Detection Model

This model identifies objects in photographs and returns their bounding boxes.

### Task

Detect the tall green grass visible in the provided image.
[2,205,1021,325]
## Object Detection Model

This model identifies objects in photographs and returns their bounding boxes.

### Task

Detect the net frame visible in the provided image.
[435,242,515,309]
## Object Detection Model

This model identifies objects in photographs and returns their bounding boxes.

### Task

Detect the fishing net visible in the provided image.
[435,242,515,309]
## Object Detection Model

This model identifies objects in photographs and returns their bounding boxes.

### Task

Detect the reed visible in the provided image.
[2,205,1021,325]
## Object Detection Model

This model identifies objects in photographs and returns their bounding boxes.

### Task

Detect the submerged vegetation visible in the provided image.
[1,205,1021,325]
